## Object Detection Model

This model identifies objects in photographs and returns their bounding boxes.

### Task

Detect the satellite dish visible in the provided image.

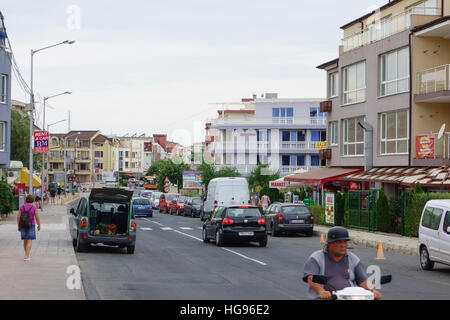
[438,123,446,140]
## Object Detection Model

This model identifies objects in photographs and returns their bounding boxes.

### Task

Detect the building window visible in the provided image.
[381,47,409,97]
[343,61,366,105]
[311,130,326,142]
[52,138,59,147]
[343,116,365,156]
[257,155,269,165]
[0,122,5,151]
[0,74,6,104]
[257,130,270,142]
[329,121,338,146]
[94,151,104,158]
[297,131,306,142]
[380,110,408,155]
[272,107,293,124]
[369,16,392,42]
[330,72,338,98]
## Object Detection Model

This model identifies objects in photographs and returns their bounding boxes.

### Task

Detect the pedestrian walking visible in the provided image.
[57,185,62,204]
[260,192,271,212]
[50,188,56,205]
[44,189,50,205]
[17,194,40,261]
[34,187,41,209]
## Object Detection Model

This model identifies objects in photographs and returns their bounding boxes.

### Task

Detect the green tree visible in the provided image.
[198,161,216,191]
[377,187,394,232]
[0,181,14,215]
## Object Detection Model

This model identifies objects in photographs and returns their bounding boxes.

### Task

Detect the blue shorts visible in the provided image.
[21,225,36,240]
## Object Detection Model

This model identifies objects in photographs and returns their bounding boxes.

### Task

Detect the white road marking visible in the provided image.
[170,229,267,266]
[161,227,173,231]
[140,227,152,231]
[143,218,163,226]
[179,227,193,230]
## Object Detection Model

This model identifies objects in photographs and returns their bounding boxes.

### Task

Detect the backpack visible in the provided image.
[19,205,33,229]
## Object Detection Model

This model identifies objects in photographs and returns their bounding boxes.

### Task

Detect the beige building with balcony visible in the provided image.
[313,0,450,192]
[48,130,117,184]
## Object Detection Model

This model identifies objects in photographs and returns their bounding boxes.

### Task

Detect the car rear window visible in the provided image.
[192,198,202,205]
[134,199,150,205]
[227,207,261,218]
[281,206,310,215]
[165,194,178,201]
[177,198,186,203]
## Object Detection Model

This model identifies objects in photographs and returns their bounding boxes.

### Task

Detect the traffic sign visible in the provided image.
[34,131,49,153]
[164,177,170,183]
[164,186,170,193]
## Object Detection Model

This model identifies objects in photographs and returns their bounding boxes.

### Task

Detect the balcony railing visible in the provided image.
[417,64,449,95]
[415,132,450,160]
[342,7,440,53]
[280,165,321,175]
[280,141,317,150]
[209,116,326,127]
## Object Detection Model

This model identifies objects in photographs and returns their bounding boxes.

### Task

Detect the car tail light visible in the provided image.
[310,215,314,223]
[248,200,251,204]
[149,207,152,210]
[131,221,136,231]
[257,218,266,225]
[214,200,218,208]
[239,206,249,209]
[222,218,234,225]
[277,213,283,223]
[80,218,87,228]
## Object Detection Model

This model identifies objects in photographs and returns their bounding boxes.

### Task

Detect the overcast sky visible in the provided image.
[2,0,386,146]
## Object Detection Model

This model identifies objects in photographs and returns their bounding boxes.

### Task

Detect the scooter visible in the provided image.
[311,275,392,300]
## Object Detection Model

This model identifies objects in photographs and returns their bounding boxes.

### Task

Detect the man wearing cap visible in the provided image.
[302,226,382,299]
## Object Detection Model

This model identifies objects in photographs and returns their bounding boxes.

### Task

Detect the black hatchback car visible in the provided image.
[264,202,313,237]
[202,206,267,247]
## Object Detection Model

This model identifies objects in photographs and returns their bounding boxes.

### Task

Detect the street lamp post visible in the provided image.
[29,40,75,197]
[46,119,67,199]
[41,92,71,209]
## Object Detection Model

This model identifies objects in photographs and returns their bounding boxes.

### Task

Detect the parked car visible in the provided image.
[169,197,187,215]
[159,193,181,213]
[132,197,153,217]
[183,197,203,217]
[68,188,136,254]
[140,190,153,199]
[202,177,250,221]
[419,200,450,270]
[202,205,267,247]
[264,202,313,237]
[151,192,163,210]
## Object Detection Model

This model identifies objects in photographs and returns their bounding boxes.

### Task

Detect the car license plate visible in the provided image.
[138,207,145,210]
[239,232,254,236]
[291,220,304,224]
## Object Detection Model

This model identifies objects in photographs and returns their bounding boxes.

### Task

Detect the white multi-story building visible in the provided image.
[206,94,327,176]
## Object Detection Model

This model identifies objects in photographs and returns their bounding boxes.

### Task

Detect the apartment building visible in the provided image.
[207,94,326,176]
[48,130,117,184]
[115,134,167,178]
[313,0,450,192]
[0,12,11,176]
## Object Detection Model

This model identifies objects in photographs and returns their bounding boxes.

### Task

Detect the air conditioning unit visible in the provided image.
[320,100,332,113]
[319,149,332,160]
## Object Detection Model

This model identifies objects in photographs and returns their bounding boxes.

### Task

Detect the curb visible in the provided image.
[313,228,419,257]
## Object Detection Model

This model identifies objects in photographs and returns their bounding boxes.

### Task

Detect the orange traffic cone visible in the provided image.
[376,241,385,260]
[320,233,325,244]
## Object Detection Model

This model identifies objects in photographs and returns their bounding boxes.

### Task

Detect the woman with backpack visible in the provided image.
[17,195,41,261]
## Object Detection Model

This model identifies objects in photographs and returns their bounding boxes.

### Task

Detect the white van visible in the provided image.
[201,177,250,221]
[419,199,450,270]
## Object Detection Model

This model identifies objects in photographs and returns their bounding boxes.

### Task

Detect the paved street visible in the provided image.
[75,207,450,300]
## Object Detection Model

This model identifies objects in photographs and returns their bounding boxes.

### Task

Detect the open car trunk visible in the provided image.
[89,202,130,237]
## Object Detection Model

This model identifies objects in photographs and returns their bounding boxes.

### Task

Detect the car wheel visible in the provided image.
[259,237,268,247]
[72,238,77,247]
[306,230,313,237]
[75,233,86,253]
[215,229,224,247]
[127,245,135,254]
[202,228,209,243]
[420,246,434,270]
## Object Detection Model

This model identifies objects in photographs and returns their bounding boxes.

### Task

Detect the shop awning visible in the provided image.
[340,166,450,188]
[284,167,363,184]
[19,168,42,187]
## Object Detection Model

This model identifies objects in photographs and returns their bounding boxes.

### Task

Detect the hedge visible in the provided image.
[0,181,14,215]
[310,205,325,225]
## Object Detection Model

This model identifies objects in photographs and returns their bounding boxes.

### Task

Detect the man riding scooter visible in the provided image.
[303,227,382,300]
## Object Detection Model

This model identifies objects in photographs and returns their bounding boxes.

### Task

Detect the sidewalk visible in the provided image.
[313,225,419,256]
[0,201,86,300]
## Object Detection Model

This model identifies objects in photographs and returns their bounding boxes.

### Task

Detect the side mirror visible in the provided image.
[380,275,392,285]
[70,208,76,216]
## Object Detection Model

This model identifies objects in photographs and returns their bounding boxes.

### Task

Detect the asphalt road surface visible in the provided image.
[74,208,450,300]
